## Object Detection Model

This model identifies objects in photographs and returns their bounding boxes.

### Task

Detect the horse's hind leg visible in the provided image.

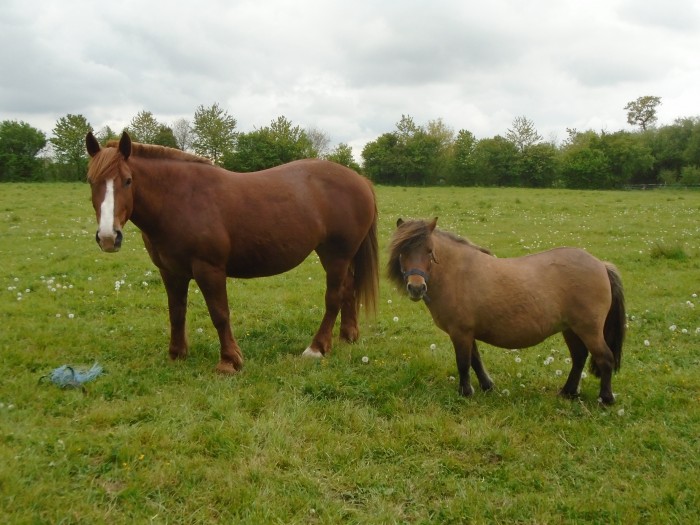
[303,254,349,357]
[338,267,359,343]
[560,329,588,399]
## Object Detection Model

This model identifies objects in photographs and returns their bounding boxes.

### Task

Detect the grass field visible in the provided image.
[1,183,699,524]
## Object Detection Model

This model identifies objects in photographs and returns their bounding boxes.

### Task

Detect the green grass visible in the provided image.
[1,184,699,524]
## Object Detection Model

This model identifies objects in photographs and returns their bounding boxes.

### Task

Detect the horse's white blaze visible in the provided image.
[98,179,116,237]
[302,347,323,359]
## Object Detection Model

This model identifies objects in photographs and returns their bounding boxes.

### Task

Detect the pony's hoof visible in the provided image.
[340,327,359,343]
[168,349,188,360]
[598,394,616,406]
[302,347,324,359]
[215,361,239,375]
[459,384,475,397]
[558,388,580,400]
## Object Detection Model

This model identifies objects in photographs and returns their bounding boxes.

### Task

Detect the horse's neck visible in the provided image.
[432,238,480,285]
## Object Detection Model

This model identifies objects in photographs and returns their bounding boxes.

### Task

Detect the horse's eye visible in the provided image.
[125,178,132,187]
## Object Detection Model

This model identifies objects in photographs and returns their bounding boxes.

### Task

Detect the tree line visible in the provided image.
[1,96,699,188]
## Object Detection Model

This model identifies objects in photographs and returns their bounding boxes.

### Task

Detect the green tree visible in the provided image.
[172,118,193,151]
[599,130,654,186]
[470,136,520,186]
[518,142,557,187]
[192,103,237,165]
[0,120,47,181]
[326,143,361,173]
[224,116,316,172]
[50,114,92,180]
[448,129,477,185]
[624,96,661,131]
[506,116,543,152]
[558,131,611,189]
[127,110,161,143]
[362,133,401,184]
[95,125,119,145]
[153,125,179,148]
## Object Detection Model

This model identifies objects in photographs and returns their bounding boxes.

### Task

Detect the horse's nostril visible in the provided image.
[115,230,123,246]
[95,231,100,244]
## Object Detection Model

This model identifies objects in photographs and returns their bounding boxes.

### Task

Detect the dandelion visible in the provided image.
[56,313,61,318]
[669,325,677,332]
[68,313,75,319]
[430,343,437,351]
[681,328,688,334]
[581,372,588,379]
[361,356,369,364]
[393,316,399,322]
[543,356,554,366]
[196,328,203,334]
[515,356,521,363]
[448,376,455,382]
[617,408,625,417]
[387,299,392,304]
[501,389,510,396]
[555,369,563,376]
[644,340,650,347]
[687,301,695,308]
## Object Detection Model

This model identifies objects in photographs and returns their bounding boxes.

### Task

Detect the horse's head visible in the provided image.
[389,217,439,302]
[86,131,134,252]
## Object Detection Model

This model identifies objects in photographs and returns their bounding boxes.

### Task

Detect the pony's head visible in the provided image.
[387,217,438,302]
[86,131,133,252]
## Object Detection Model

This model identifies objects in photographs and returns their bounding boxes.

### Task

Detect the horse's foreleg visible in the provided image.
[471,343,494,392]
[192,263,243,374]
[451,333,476,396]
[560,329,588,399]
[339,268,359,343]
[160,270,190,360]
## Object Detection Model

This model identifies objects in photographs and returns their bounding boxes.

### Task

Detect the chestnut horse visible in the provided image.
[86,132,378,373]
[388,218,625,405]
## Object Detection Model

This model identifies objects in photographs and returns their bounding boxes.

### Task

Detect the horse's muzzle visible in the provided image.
[96,229,123,252]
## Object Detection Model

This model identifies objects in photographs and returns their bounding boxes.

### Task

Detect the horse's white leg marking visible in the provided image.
[302,347,323,359]
[98,179,115,238]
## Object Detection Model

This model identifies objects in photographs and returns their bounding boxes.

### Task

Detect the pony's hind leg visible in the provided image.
[574,330,616,405]
[560,329,588,399]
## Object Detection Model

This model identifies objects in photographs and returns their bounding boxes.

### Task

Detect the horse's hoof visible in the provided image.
[597,394,615,406]
[340,327,359,343]
[459,384,475,397]
[302,347,324,359]
[215,361,239,375]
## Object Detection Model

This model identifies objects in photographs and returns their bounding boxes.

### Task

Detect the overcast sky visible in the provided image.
[2,0,699,157]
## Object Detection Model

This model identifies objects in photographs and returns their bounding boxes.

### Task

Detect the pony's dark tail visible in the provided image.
[353,199,379,316]
[591,263,626,376]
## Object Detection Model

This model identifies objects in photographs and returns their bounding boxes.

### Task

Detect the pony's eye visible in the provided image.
[125,178,132,187]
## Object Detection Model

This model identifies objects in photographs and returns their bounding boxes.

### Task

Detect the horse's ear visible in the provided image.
[396,218,404,228]
[86,132,100,158]
[428,217,438,232]
[119,131,132,160]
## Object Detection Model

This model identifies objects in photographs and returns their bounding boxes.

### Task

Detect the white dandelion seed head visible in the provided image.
[448,376,455,382]
[430,344,437,351]
[555,369,563,376]
[644,339,651,346]
[669,325,677,331]
[617,408,625,417]
[361,356,369,364]
[393,316,399,322]
[581,372,588,379]
[387,299,392,304]
[501,389,510,396]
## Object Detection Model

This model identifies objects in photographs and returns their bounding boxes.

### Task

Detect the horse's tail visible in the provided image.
[353,195,379,316]
[591,263,626,376]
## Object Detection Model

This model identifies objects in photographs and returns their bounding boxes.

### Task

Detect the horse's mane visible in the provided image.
[88,141,212,183]
[387,219,493,289]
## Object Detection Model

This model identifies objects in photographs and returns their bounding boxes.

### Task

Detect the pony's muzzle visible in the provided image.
[96,229,123,252]
[406,279,427,301]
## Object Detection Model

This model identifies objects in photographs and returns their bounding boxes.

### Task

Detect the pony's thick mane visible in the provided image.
[88,142,212,183]
[387,219,492,288]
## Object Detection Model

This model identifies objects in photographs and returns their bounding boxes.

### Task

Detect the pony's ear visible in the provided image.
[396,218,404,228]
[428,217,438,232]
[118,131,132,160]
[86,132,100,157]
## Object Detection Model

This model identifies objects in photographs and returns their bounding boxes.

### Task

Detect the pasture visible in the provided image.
[1,183,699,524]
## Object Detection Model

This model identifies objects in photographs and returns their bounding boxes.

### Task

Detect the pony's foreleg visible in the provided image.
[192,263,243,374]
[160,270,190,360]
[471,343,494,392]
[451,333,478,396]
